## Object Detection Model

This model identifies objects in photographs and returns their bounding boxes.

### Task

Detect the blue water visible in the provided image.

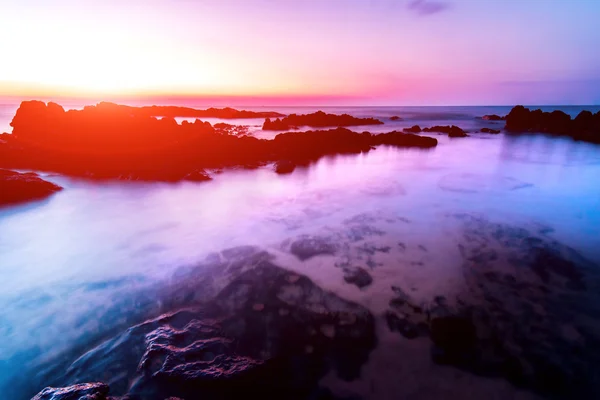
[1,104,600,399]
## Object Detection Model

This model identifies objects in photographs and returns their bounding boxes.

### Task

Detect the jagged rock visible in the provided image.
[0,169,62,207]
[45,261,376,400]
[31,382,109,400]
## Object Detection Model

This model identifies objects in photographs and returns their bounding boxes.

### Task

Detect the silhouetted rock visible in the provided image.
[505,106,600,143]
[480,128,501,134]
[274,160,296,174]
[403,125,422,133]
[343,266,373,288]
[0,102,436,182]
[423,125,468,137]
[262,111,383,130]
[430,316,477,365]
[389,116,402,121]
[96,102,284,119]
[39,260,376,400]
[0,169,62,207]
[482,114,505,121]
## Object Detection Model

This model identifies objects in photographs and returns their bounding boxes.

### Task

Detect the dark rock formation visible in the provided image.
[31,382,119,400]
[262,111,383,130]
[274,160,296,174]
[32,258,376,400]
[505,106,600,143]
[403,125,422,134]
[0,169,62,207]
[423,125,468,137]
[0,102,436,182]
[213,123,250,136]
[342,267,373,289]
[480,128,501,134]
[389,116,402,121]
[184,170,212,182]
[482,114,505,121]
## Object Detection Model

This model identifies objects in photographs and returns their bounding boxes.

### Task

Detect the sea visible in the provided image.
[1,103,600,399]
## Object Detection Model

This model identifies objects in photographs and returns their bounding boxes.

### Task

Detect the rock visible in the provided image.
[430,316,477,364]
[403,125,422,133]
[389,116,402,121]
[0,169,62,207]
[480,128,500,134]
[482,114,505,121]
[32,382,109,400]
[371,131,438,148]
[290,235,337,261]
[505,106,600,143]
[0,102,436,182]
[45,261,376,400]
[385,311,428,339]
[423,125,468,137]
[274,160,296,174]
[184,169,212,182]
[262,111,383,130]
[342,267,373,288]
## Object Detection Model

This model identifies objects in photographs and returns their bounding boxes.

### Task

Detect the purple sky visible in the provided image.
[0,0,599,105]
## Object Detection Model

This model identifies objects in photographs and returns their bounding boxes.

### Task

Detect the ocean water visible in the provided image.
[1,104,600,399]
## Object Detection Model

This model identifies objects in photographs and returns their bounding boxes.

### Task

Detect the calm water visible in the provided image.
[1,105,600,399]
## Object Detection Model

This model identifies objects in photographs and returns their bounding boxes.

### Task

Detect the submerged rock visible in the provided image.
[41,261,376,400]
[0,169,62,207]
[342,266,373,289]
[480,128,500,134]
[482,114,505,121]
[389,116,402,121]
[290,235,338,261]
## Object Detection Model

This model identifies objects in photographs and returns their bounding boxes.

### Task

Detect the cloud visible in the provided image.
[407,0,451,16]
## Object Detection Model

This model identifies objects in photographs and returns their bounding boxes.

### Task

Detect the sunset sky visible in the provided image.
[1,0,599,105]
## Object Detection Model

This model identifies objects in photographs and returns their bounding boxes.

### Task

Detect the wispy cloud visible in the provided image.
[407,0,451,16]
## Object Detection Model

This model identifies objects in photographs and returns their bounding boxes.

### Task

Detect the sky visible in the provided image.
[0,0,599,105]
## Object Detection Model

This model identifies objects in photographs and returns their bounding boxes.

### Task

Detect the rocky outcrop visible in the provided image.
[31,257,376,400]
[505,106,600,143]
[389,116,402,121]
[423,125,468,137]
[403,125,422,134]
[482,114,505,121]
[262,111,383,130]
[480,128,500,134]
[0,169,62,207]
[0,102,436,182]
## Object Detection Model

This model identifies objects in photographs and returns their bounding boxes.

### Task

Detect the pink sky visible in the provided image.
[1,0,599,105]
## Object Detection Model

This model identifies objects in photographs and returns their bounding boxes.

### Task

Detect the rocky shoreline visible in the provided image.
[0,169,62,207]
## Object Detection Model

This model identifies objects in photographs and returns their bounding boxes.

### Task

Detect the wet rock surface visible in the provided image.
[480,128,501,134]
[0,169,62,206]
[290,235,338,261]
[29,252,376,400]
[342,267,373,289]
[384,214,600,398]
[32,382,110,400]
